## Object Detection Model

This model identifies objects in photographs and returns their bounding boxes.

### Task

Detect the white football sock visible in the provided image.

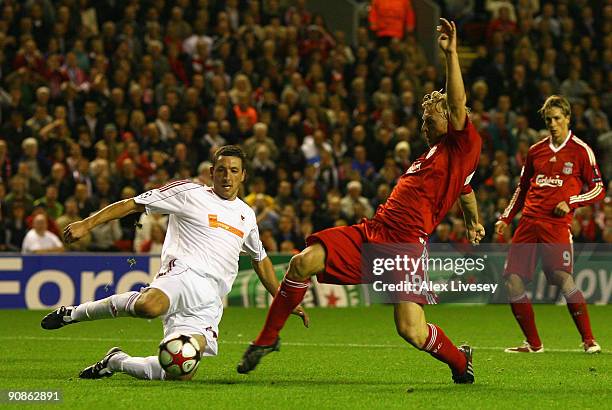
[109,354,165,380]
[71,291,140,321]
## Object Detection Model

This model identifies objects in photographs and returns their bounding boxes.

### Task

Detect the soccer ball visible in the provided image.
[158,333,201,377]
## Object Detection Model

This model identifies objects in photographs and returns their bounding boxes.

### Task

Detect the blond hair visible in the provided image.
[421,89,470,115]
[539,95,571,118]
[421,89,448,113]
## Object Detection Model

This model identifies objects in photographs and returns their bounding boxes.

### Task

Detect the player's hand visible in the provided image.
[553,201,570,217]
[437,18,457,54]
[292,305,310,328]
[466,223,485,244]
[495,220,508,235]
[63,220,89,243]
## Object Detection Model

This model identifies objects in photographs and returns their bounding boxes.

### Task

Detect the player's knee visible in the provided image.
[396,322,427,348]
[550,270,574,292]
[286,252,310,281]
[134,292,168,318]
[505,274,524,297]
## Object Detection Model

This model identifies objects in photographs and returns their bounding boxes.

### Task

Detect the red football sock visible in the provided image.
[564,288,594,343]
[422,323,467,373]
[510,294,542,348]
[254,278,309,346]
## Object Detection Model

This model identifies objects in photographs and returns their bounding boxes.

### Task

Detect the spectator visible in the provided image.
[486,5,517,44]
[251,145,276,184]
[244,122,278,160]
[139,222,166,254]
[0,0,607,250]
[56,197,91,251]
[133,212,168,254]
[21,213,64,254]
[33,185,63,220]
[275,214,304,250]
[46,163,74,205]
[73,182,97,219]
[341,180,374,221]
[560,69,593,101]
[19,137,48,184]
[0,140,11,184]
[78,100,104,141]
[301,129,331,166]
[116,140,154,183]
[244,177,275,208]
[5,176,34,215]
[368,0,415,45]
[254,193,280,233]
[4,201,28,251]
[351,145,376,180]
[89,198,122,252]
[260,229,278,253]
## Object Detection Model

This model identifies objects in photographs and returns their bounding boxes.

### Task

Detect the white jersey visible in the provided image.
[134,180,267,296]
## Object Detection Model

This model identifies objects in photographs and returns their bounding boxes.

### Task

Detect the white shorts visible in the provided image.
[147,259,223,357]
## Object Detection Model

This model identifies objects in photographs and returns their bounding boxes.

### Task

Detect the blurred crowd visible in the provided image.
[0,0,610,255]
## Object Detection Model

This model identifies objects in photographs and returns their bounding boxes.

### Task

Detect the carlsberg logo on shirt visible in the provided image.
[535,174,564,187]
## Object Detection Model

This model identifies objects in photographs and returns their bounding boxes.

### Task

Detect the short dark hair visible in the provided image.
[212,145,246,168]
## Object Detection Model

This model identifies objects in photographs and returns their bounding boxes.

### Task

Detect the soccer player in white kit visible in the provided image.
[41,146,309,380]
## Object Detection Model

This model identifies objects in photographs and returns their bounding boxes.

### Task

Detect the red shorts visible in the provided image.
[306,220,435,304]
[504,217,573,282]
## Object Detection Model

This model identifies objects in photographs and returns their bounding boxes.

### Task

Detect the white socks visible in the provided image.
[71,291,140,321]
[109,354,165,380]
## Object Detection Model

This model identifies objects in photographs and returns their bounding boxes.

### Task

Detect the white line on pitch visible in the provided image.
[0,335,605,354]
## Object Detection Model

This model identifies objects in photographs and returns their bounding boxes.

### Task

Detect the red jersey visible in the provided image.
[373,117,482,240]
[500,132,605,226]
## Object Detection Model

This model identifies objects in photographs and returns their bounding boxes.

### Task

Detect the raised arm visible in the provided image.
[64,198,145,243]
[438,18,467,130]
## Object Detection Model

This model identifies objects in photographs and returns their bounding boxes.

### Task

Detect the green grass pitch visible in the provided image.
[0,305,610,409]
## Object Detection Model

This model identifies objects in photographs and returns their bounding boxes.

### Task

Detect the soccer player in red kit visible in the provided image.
[496,95,605,354]
[237,19,485,384]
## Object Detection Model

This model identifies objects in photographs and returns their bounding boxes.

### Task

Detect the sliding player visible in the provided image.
[41,146,308,380]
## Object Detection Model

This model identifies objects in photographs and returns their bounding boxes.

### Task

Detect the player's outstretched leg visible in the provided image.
[237,244,324,374]
[41,292,140,329]
[85,334,207,380]
[504,274,543,353]
[41,289,169,330]
[394,302,473,384]
[79,347,125,379]
[80,348,166,380]
[550,271,601,353]
[40,306,79,329]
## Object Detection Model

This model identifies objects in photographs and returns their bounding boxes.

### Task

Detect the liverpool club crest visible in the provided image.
[563,162,573,175]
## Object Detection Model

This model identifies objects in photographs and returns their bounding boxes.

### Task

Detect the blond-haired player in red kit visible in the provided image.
[496,95,605,354]
[238,19,484,384]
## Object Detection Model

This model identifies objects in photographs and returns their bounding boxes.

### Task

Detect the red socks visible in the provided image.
[564,288,594,343]
[510,290,595,346]
[510,294,542,348]
[422,323,467,373]
[254,278,309,346]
